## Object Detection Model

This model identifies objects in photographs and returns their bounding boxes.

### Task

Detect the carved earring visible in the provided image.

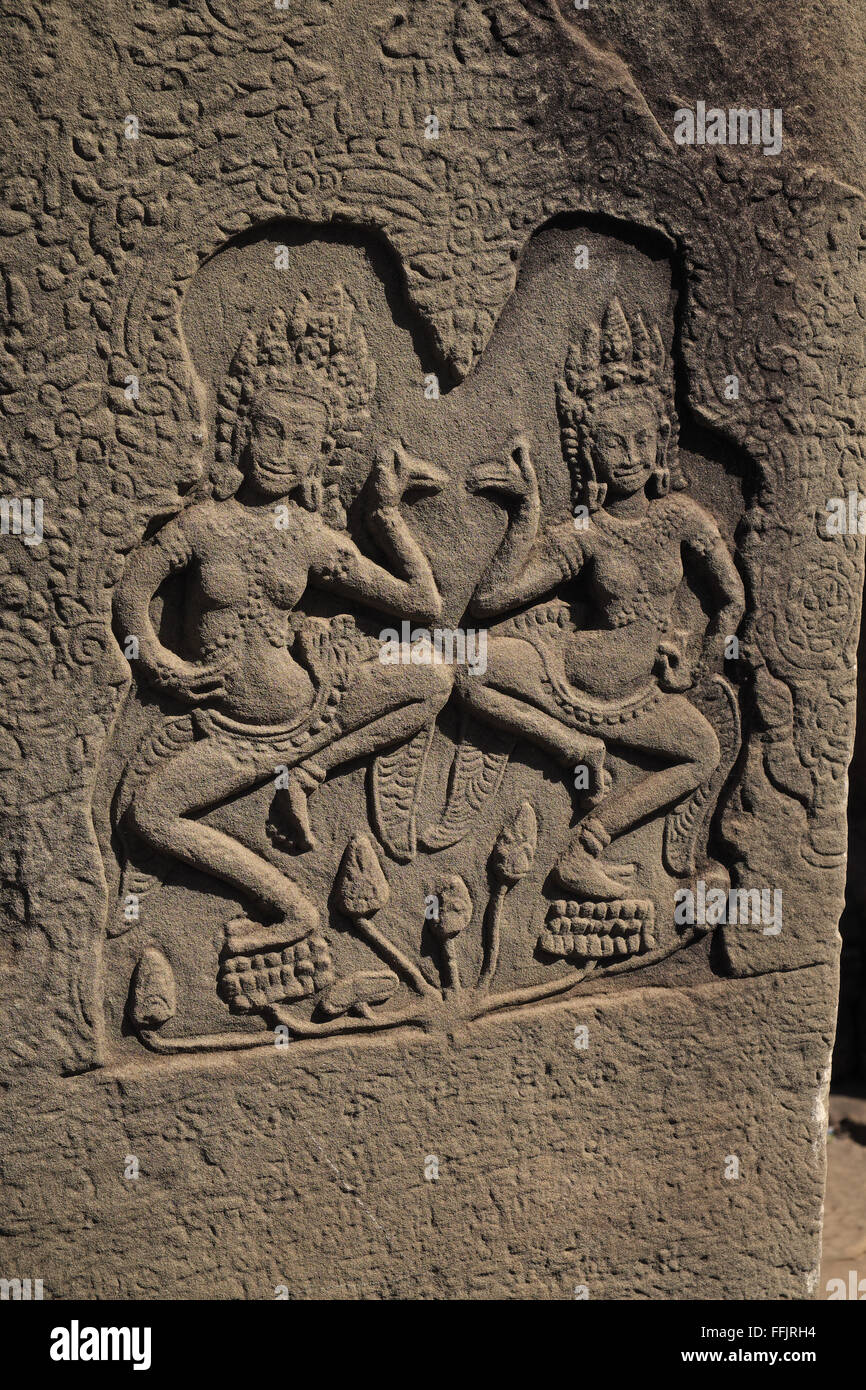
[301,477,324,511]
[585,479,607,511]
[218,424,249,498]
[582,443,606,512]
[651,421,671,496]
[213,459,245,500]
[650,467,670,497]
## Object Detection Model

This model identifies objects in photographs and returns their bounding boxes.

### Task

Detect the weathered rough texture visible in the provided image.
[0,0,862,1298]
[835,603,866,1081]
[4,967,836,1299]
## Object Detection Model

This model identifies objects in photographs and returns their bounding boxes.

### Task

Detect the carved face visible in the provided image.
[589,396,659,498]
[245,390,329,496]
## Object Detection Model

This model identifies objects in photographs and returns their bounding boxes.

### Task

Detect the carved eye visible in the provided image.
[257,418,283,439]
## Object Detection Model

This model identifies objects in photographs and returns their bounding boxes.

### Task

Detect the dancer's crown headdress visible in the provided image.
[556,299,680,511]
[558,297,666,412]
[214,283,376,517]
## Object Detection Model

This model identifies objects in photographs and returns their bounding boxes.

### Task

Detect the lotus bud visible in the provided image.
[334,834,390,917]
[432,875,473,940]
[130,946,176,1030]
[492,801,538,885]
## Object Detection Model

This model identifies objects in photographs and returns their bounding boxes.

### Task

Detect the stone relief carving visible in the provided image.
[114,288,449,941]
[101,274,749,1056]
[452,300,744,907]
[0,0,862,1076]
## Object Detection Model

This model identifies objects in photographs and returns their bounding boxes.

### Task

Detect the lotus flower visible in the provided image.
[331,834,435,1000]
[492,801,538,885]
[431,875,473,940]
[429,875,472,993]
[477,802,539,992]
[130,946,176,1030]
[334,834,390,918]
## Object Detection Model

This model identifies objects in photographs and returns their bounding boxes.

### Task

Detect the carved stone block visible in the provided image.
[0,0,862,1299]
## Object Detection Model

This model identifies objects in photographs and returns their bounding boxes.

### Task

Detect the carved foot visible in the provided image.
[556,817,635,899]
[219,918,333,1014]
[540,898,656,961]
[267,761,327,853]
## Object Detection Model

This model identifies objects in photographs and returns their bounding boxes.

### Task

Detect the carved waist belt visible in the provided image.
[541,670,663,731]
[192,678,347,759]
[505,605,663,731]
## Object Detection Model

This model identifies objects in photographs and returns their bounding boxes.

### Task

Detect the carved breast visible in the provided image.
[260,565,305,610]
[590,547,644,607]
[197,555,247,607]
[590,514,684,612]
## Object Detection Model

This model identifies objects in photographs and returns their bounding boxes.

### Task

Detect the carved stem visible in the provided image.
[137,1002,427,1054]
[441,938,461,994]
[270,1003,428,1039]
[477,881,508,992]
[352,913,439,998]
[470,961,598,1021]
[137,1026,278,1054]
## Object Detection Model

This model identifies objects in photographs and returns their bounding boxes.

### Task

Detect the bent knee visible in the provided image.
[421,658,456,706]
[379,657,454,709]
[681,711,721,777]
[478,636,543,691]
[126,778,182,845]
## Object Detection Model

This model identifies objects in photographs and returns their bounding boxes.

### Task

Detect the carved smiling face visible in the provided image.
[589,395,659,499]
[245,390,329,497]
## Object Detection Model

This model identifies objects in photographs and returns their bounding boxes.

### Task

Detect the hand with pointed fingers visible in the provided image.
[371,440,448,509]
[467,438,538,504]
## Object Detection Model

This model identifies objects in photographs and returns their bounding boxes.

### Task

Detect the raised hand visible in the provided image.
[466,438,538,505]
[370,440,447,510]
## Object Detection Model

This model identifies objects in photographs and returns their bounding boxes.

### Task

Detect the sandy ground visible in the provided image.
[820,1092,866,1298]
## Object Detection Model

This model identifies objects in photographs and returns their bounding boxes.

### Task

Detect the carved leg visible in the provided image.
[558,695,721,896]
[317,658,454,771]
[126,736,319,941]
[456,637,607,787]
[595,695,721,837]
[270,660,454,850]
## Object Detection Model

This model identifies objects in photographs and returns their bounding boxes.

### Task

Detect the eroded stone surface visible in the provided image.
[0,0,862,1298]
[1,967,835,1299]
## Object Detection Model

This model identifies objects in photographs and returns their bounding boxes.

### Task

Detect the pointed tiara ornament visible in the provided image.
[556,298,683,505]
[216,282,377,478]
[559,297,667,409]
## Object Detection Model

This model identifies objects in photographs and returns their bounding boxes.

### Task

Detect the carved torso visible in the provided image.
[177,500,318,722]
[550,496,718,699]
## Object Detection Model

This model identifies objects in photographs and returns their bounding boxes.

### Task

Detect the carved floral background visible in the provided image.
[0,0,864,1072]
